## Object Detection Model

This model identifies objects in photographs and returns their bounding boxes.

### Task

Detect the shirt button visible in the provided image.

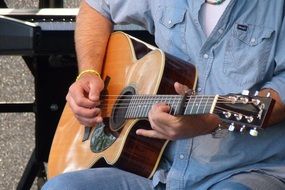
[179,154,185,159]
[197,87,202,92]
[168,20,172,25]
[203,54,209,59]
[218,29,224,34]
[250,38,256,44]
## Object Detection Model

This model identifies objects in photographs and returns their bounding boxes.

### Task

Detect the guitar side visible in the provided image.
[47,32,197,179]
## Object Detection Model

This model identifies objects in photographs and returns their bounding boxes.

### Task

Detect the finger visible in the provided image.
[136,129,169,140]
[68,96,101,118]
[148,103,174,133]
[149,103,175,126]
[68,85,99,108]
[151,102,171,113]
[88,78,104,101]
[75,114,103,127]
[148,117,171,138]
[174,82,190,95]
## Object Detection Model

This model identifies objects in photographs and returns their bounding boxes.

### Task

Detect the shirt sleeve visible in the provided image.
[263,13,285,104]
[85,0,155,34]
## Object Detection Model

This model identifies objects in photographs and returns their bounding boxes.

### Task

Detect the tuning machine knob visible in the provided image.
[223,111,231,118]
[240,125,246,133]
[245,116,254,123]
[252,98,261,106]
[242,90,250,96]
[234,113,243,121]
[249,128,259,136]
[228,123,235,132]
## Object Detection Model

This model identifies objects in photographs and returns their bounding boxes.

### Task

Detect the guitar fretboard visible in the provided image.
[184,95,217,115]
[125,95,218,118]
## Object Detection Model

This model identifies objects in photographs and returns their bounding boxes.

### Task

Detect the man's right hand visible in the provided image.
[66,73,104,127]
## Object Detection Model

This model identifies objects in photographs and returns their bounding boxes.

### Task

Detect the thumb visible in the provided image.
[174,82,190,95]
[88,79,104,101]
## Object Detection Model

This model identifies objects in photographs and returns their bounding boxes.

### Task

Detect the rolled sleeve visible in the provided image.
[85,0,155,33]
[85,0,112,21]
[263,73,285,104]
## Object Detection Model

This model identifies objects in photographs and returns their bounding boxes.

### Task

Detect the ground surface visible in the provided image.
[0,1,79,189]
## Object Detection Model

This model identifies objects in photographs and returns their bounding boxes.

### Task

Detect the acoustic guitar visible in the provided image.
[47,32,274,179]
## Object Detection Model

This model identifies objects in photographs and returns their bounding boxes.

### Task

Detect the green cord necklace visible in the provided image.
[206,0,226,5]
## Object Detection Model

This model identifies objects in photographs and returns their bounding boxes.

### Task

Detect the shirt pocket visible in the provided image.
[223,23,274,87]
[154,6,188,58]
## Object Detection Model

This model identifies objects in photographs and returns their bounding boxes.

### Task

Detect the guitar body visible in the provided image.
[47,32,197,179]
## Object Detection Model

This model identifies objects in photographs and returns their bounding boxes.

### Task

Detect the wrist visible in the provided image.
[76,69,101,81]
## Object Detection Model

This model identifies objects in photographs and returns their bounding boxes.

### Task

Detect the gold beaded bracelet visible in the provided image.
[76,69,101,81]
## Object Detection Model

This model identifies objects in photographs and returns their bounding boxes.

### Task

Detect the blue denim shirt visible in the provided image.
[86,0,285,189]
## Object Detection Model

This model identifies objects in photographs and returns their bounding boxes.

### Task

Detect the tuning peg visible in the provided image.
[242,90,250,95]
[240,97,249,104]
[234,113,243,120]
[223,111,231,118]
[249,128,258,136]
[258,103,265,110]
[240,125,246,133]
[228,123,235,132]
[252,98,261,106]
[245,116,254,123]
[266,92,271,97]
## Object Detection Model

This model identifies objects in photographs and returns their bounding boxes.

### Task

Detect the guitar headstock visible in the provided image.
[214,91,275,136]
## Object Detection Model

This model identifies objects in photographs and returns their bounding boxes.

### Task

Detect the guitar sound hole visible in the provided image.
[110,86,136,131]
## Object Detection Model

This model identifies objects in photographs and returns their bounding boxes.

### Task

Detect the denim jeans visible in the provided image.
[42,167,285,190]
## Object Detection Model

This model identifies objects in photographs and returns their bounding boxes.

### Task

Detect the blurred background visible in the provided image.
[0,0,80,189]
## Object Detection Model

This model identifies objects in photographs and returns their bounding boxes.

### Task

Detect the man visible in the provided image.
[43,0,285,189]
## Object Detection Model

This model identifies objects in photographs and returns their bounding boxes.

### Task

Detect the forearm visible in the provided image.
[75,0,113,73]
[259,88,285,126]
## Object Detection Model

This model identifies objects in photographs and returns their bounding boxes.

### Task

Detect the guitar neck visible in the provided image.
[124,94,218,118]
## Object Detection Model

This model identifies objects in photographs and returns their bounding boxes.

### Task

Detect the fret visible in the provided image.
[191,96,200,114]
[196,96,203,114]
[171,96,177,115]
[159,95,166,105]
[184,95,191,115]
[188,95,197,114]
[206,96,216,114]
[125,96,134,118]
[132,95,139,118]
[137,95,143,118]
[206,96,213,113]
[169,96,175,114]
[144,95,152,117]
[202,96,210,114]
[166,95,173,114]
[125,98,130,118]
[173,95,184,115]
[134,95,141,118]
[141,95,148,118]
[185,96,215,115]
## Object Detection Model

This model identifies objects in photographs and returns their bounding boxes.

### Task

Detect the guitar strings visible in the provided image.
[96,95,254,108]
[98,95,236,102]
[90,95,256,118]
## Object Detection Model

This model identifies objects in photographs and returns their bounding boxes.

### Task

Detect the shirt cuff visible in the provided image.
[262,75,285,105]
